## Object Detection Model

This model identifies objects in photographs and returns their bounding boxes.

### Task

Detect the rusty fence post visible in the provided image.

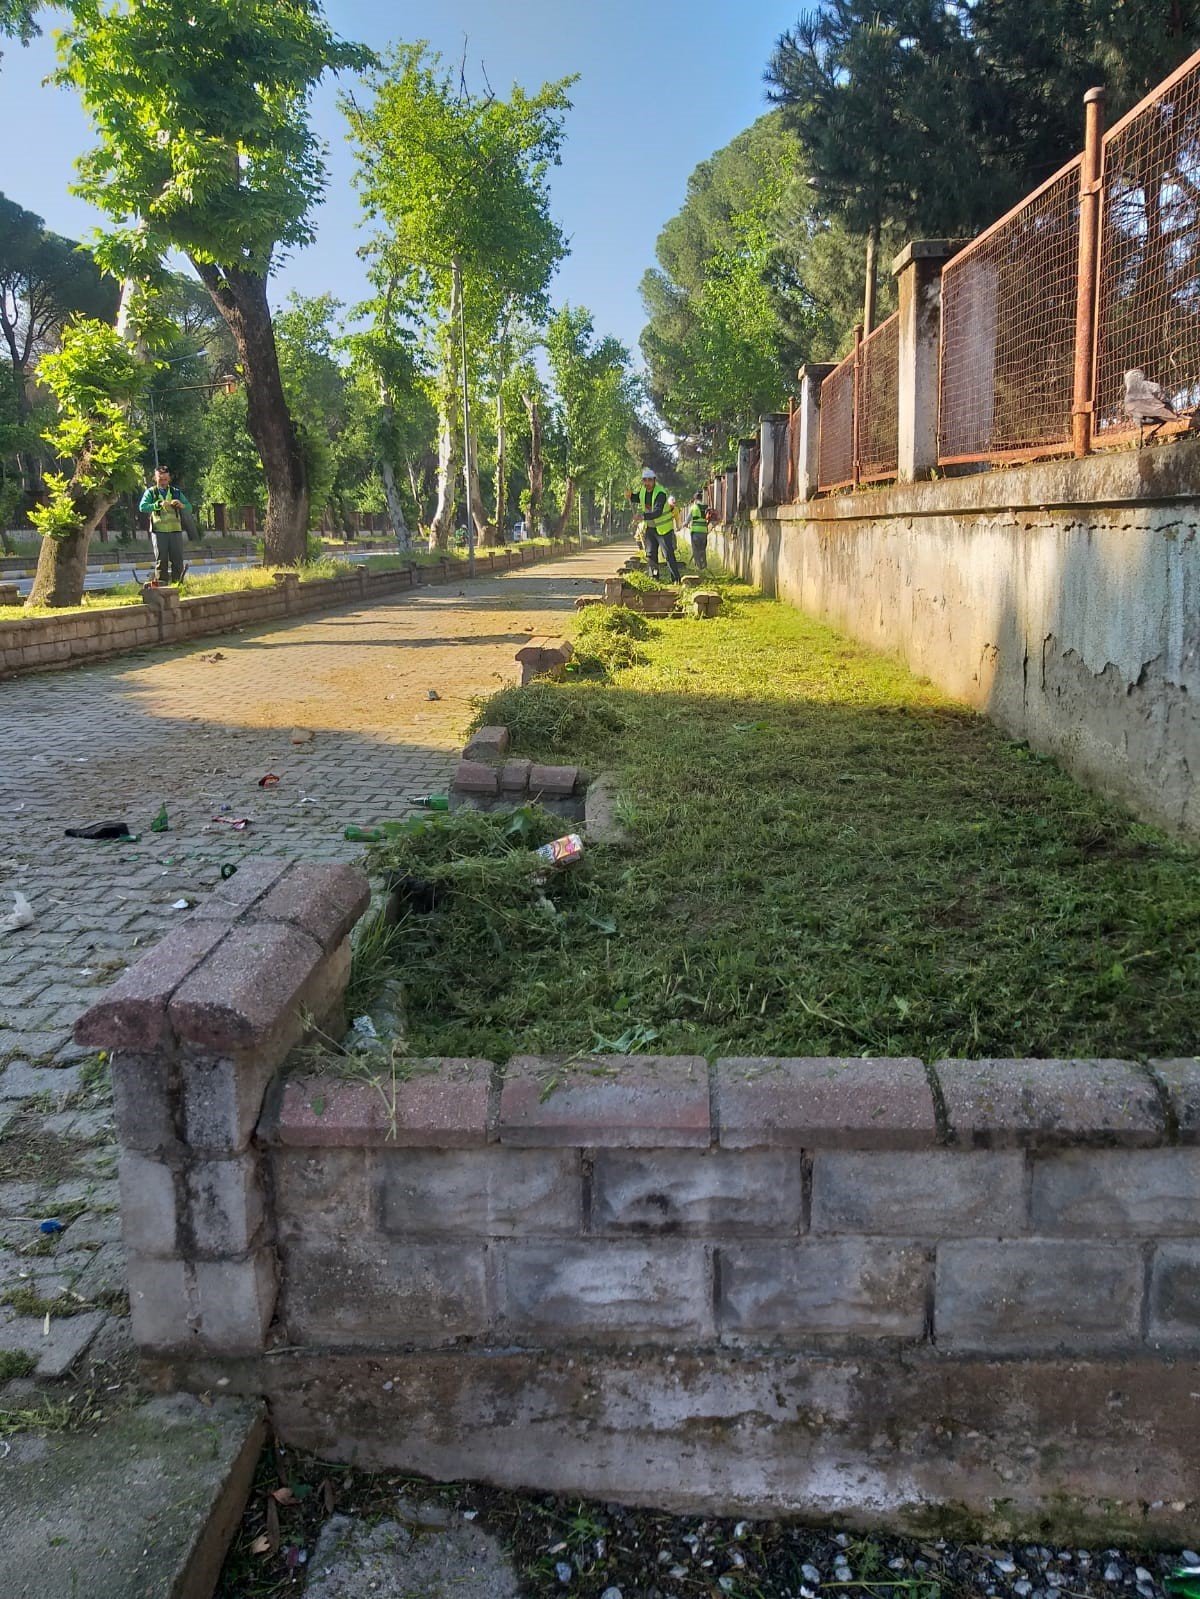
[851,323,863,489]
[1073,86,1106,457]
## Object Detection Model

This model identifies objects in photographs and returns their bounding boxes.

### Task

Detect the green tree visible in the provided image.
[640,115,812,455]
[0,0,37,60]
[0,195,117,410]
[767,0,1200,331]
[961,1,1200,182]
[0,194,118,518]
[346,43,572,548]
[200,387,265,516]
[24,316,147,605]
[545,305,637,535]
[767,2,986,327]
[53,0,370,567]
[345,278,434,547]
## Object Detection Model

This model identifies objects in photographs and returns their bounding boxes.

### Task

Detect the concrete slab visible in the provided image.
[0,1394,264,1599]
[306,1508,521,1599]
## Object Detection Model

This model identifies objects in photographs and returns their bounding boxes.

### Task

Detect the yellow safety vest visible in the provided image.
[147,487,182,533]
[689,503,708,535]
[633,484,674,532]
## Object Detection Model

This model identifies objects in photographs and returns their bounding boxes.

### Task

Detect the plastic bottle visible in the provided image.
[407,794,450,811]
[343,825,384,842]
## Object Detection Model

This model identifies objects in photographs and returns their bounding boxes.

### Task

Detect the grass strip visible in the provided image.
[365,570,1200,1064]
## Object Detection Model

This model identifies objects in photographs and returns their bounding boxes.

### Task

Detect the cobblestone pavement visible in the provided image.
[0,540,627,1377]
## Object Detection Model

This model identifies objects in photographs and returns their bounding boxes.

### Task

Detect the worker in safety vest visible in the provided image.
[628,466,680,582]
[686,495,713,570]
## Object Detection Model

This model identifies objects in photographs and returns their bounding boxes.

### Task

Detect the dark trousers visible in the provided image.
[645,527,681,582]
[151,528,185,583]
[689,531,708,569]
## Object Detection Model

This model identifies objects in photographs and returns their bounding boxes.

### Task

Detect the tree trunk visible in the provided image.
[524,393,544,533]
[429,398,460,549]
[25,490,114,608]
[404,457,424,528]
[863,218,880,338]
[494,384,506,533]
[192,259,309,565]
[467,430,495,547]
[380,457,410,550]
[582,486,597,534]
[429,269,463,550]
[554,476,577,538]
[483,386,504,550]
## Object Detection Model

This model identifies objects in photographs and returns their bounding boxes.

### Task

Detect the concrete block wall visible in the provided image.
[261,1051,1200,1359]
[75,860,369,1355]
[79,881,1200,1534]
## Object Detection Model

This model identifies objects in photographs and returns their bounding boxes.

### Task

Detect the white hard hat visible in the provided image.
[641,466,655,478]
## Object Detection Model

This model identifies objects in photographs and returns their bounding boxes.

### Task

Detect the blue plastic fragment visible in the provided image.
[39,1219,64,1234]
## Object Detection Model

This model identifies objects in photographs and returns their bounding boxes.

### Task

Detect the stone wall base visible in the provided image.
[143,1346,1200,1543]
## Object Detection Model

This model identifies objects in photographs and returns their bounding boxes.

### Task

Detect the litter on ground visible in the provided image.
[0,892,34,934]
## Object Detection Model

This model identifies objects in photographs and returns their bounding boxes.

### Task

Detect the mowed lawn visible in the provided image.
[371,575,1200,1064]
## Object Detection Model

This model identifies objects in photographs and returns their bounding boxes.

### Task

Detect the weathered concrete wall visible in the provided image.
[718,444,1200,833]
[76,875,1200,1540]
[0,539,588,679]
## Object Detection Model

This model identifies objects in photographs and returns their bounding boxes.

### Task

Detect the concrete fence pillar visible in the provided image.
[795,364,836,500]
[735,438,757,518]
[758,412,790,509]
[73,861,369,1357]
[722,467,737,525]
[893,240,962,482]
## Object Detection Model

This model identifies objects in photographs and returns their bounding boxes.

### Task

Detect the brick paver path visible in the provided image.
[0,540,628,1375]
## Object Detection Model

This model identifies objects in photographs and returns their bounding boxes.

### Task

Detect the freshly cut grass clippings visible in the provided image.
[358,574,1199,1063]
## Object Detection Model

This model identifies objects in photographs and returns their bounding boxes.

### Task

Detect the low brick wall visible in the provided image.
[0,540,593,679]
[75,877,1200,1540]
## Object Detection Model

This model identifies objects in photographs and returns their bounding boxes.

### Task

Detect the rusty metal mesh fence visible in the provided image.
[818,351,856,490]
[859,313,900,480]
[939,157,1082,462]
[1095,57,1200,435]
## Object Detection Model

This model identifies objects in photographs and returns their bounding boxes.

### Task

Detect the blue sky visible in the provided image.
[0,0,803,364]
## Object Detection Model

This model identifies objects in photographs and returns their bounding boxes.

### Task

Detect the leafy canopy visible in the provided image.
[55,0,371,273]
[347,43,573,322]
[545,305,637,488]
[640,114,812,452]
[29,318,146,539]
[0,192,118,379]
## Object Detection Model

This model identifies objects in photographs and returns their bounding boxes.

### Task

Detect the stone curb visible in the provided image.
[263,1052,1191,1149]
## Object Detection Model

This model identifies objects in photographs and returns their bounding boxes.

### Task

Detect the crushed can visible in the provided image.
[534,833,585,870]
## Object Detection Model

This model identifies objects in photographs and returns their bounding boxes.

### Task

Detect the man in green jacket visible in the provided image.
[628,467,680,582]
[138,464,194,584]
